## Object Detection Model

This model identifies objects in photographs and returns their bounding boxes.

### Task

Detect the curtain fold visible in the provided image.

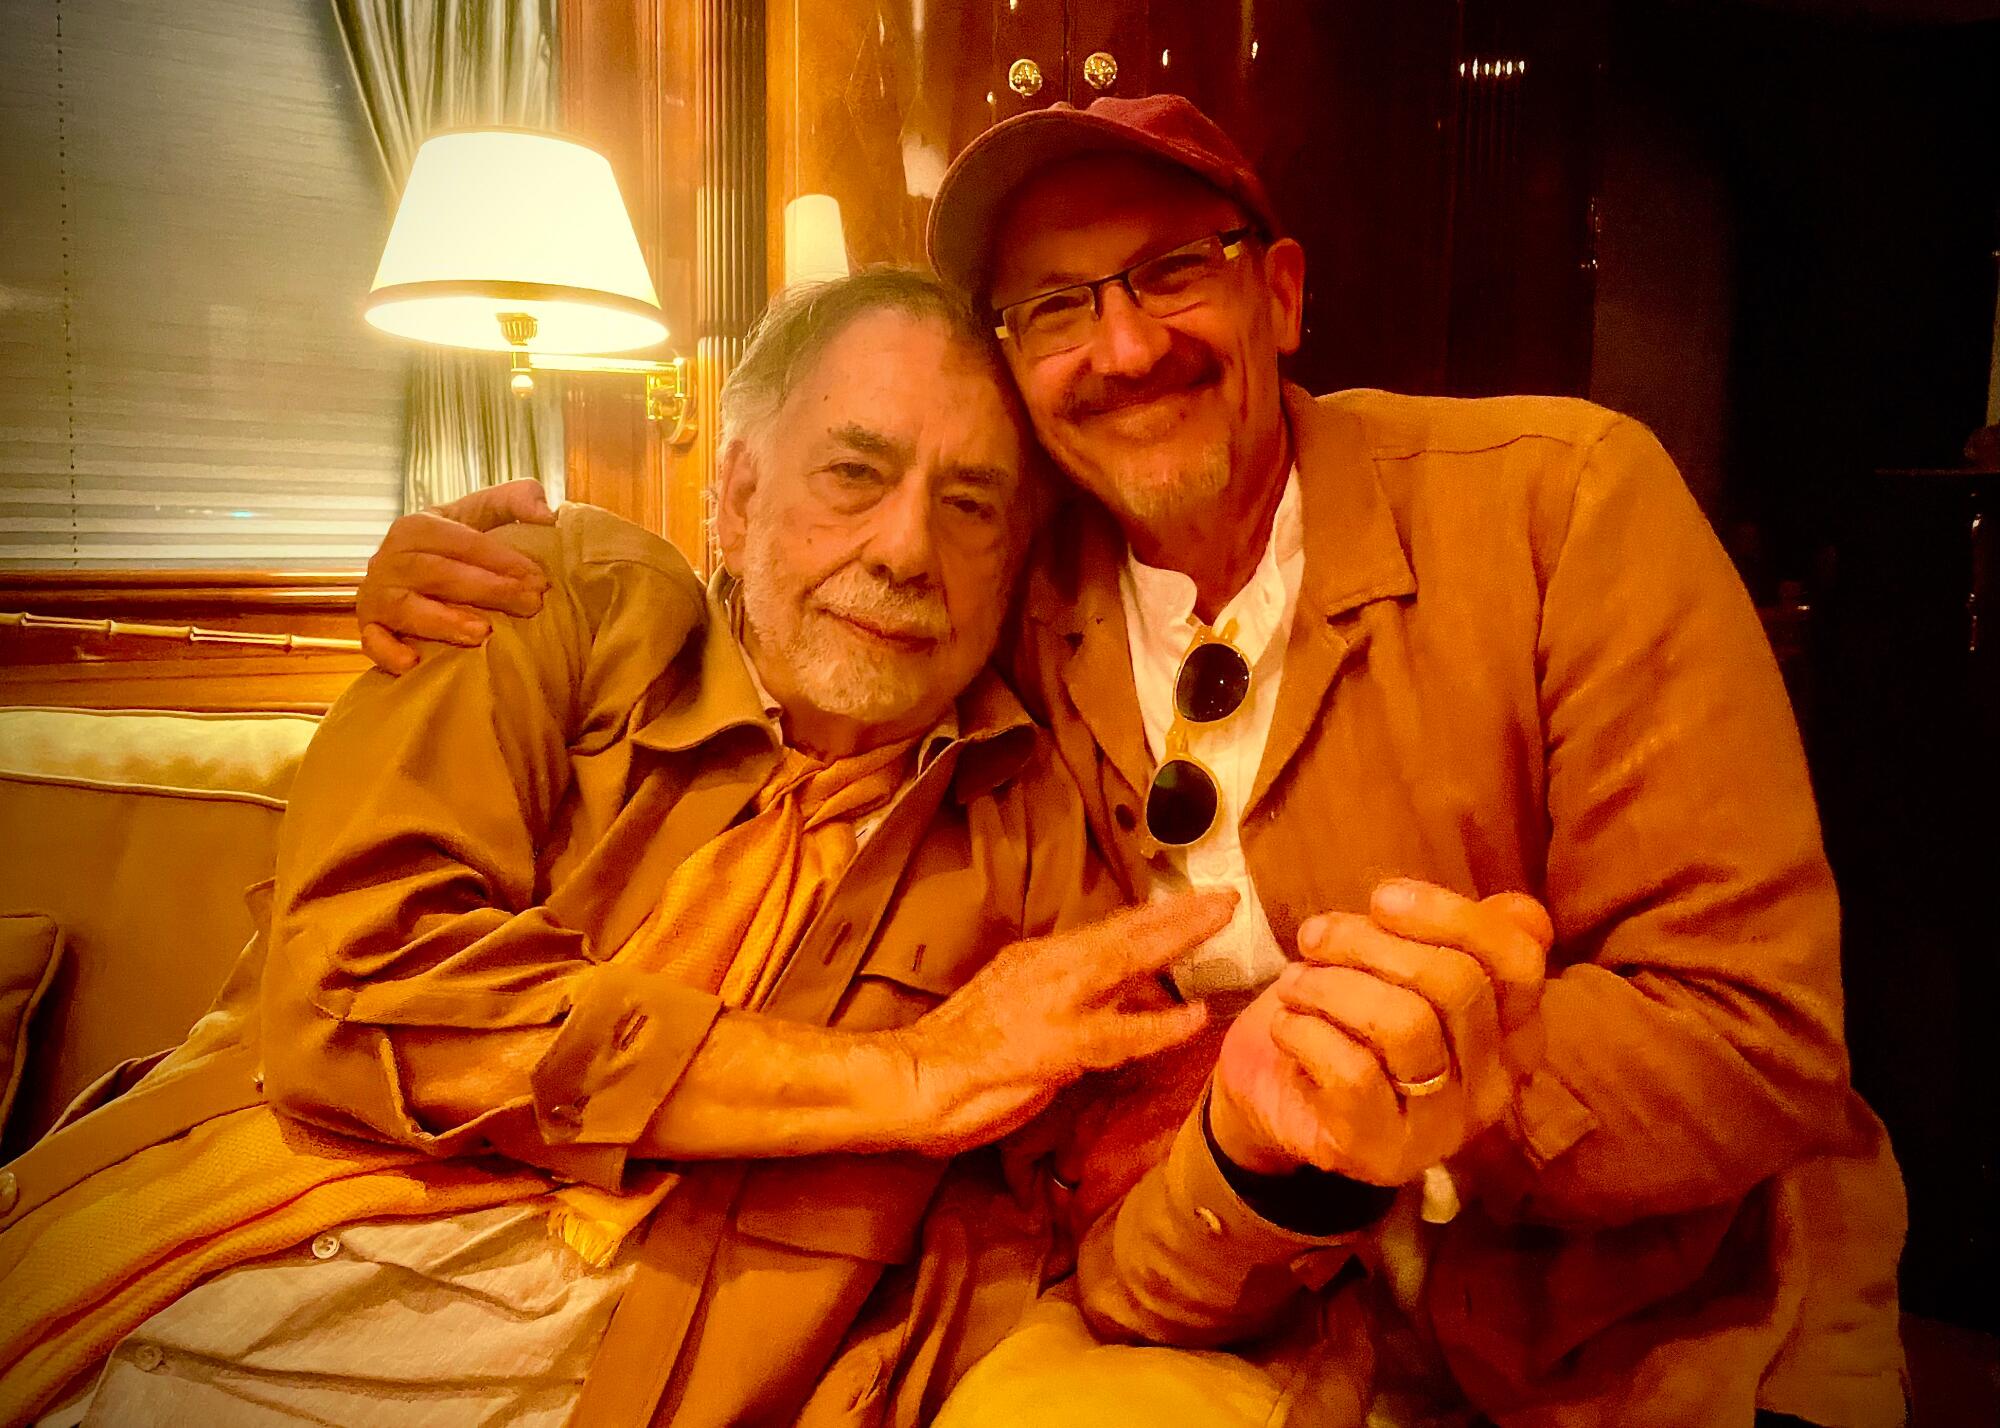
[332,0,565,510]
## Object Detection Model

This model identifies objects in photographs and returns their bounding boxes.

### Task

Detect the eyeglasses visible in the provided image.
[1144,620,1253,848]
[993,227,1261,361]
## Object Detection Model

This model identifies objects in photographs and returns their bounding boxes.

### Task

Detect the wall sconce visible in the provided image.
[783,193,850,288]
[365,129,694,446]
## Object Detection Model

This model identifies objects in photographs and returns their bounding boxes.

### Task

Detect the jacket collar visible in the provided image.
[1246,384,1415,812]
[1023,383,1417,809]
[631,570,1037,803]
[626,573,774,756]
[1022,498,1155,800]
[1284,383,1417,620]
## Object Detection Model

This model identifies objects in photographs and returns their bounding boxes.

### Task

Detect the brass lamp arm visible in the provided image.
[508,350,695,449]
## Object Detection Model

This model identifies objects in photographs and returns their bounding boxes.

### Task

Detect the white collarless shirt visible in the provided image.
[1118,468,1304,999]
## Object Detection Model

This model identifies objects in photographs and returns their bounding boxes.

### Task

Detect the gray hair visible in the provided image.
[717,267,1010,456]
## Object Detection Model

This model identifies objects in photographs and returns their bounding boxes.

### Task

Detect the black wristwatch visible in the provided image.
[1200,1091,1400,1237]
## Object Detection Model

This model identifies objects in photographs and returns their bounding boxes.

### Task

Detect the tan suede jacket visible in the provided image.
[1011,387,1908,1428]
[1,505,1115,1428]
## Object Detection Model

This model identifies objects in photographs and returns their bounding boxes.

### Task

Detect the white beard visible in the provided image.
[738,525,949,725]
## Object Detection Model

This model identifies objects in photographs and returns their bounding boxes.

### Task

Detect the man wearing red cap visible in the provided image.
[356,96,1906,1428]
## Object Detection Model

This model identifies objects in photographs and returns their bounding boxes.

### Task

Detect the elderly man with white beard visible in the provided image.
[0,269,1233,1428]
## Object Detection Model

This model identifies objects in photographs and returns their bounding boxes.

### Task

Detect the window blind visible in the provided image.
[0,0,405,569]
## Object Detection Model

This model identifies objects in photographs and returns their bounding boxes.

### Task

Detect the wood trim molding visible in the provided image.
[0,570,367,712]
[0,570,363,614]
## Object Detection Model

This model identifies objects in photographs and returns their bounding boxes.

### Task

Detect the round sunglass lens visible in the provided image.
[1146,758,1220,847]
[1176,641,1251,723]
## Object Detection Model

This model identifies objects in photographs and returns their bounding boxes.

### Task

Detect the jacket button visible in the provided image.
[310,1233,342,1260]
[132,1343,166,1373]
[547,1101,585,1126]
[1113,804,1138,832]
[0,1169,17,1216]
[1195,1206,1224,1235]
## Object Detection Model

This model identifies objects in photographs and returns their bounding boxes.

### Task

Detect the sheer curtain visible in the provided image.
[331,0,565,510]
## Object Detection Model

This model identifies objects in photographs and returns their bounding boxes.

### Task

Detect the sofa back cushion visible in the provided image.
[0,707,318,1156]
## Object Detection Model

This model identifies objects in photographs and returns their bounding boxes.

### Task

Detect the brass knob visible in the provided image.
[1008,58,1044,98]
[1083,51,1118,91]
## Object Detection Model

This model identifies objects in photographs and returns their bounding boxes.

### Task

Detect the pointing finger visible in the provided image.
[1072,891,1237,984]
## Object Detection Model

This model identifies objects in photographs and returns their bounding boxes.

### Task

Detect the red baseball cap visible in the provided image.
[926,93,1280,302]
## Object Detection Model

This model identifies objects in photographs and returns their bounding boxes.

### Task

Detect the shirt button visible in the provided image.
[310,1233,342,1260]
[132,1343,166,1373]
[0,1169,17,1216]
[1195,1206,1224,1235]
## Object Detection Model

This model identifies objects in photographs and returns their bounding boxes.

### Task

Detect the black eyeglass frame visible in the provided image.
[991,226,1264,357]
[1143,621,1254,850]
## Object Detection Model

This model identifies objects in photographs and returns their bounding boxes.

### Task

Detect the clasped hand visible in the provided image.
[1210,879,1554,1186]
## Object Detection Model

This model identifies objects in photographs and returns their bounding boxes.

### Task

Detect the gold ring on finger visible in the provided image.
[1392,1069,1450,1099]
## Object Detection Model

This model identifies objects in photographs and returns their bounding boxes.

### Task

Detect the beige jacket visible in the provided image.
[2,505,1115,1428]
[1011,387,1908,1428]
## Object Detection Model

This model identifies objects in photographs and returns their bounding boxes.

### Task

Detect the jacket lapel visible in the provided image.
[1026,502,1154,804]
[1246,386,1416,816]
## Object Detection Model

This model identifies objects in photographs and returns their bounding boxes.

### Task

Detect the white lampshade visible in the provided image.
[366,129,668,354]
[783,194,850,287]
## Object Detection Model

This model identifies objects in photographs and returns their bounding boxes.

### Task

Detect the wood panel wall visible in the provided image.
[766,0,1040,286]
[559,0,704,559]
[560,0,763,573]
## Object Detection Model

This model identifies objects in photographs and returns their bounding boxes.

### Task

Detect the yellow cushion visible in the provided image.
[933,1280,1369,1428]
[0,707,319,1156]
[0,914,64,1137]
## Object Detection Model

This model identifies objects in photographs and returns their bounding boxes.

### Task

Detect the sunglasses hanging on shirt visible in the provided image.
[1144,621,1254,848]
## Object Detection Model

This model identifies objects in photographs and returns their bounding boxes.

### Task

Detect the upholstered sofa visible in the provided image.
[0,705,320,1165]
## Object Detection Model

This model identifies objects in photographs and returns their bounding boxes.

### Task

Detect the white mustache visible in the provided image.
[813,567,950,641]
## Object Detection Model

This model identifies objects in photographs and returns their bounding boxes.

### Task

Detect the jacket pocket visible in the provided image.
[733,1153,950,1264]
[830,921,1009,1036]
[853,927,993,999]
